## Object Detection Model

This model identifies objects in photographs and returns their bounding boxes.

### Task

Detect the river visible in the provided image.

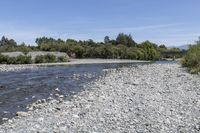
[0,62,151,124]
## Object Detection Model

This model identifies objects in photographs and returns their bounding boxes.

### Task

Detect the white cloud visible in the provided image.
[95,23,182,32]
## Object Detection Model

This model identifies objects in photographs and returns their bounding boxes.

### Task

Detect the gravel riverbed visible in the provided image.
[0,64,200,133]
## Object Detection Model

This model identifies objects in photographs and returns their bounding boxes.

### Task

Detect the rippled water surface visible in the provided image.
[0,62,148,124]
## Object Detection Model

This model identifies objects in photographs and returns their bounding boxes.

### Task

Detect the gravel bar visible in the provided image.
[0,59,149,72]
[0,64,200,133]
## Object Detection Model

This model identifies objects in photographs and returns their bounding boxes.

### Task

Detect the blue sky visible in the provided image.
[0,0,200,46]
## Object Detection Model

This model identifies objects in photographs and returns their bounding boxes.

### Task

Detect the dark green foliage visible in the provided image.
[182,39,200,73]
[104,36,110,44]
[35,54,56,63]
[0,36,17,47]
[35,55,46,63]
[43,54,56,63]
[15,55,32,64]
[0,36,17,52]
[57,56,69,62]
[138,41,160,60]
[116,33,137,47]
[72,44,84,58]
[0,33,162,62]
[35,54,68,64]
[159,44,167,49]
[0,54,32,64]
[17,43,32,55]
[0,54,9,64]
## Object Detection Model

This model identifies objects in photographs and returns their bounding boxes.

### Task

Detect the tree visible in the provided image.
[87,39,95,45]
[159,44,167,49]
[104,36,110,44]
[116,33,127,45]
[0,36,17,47]
[138,41,160,60]
[0,36,8,46]
[127,34,137,47]
[116,33,136,47]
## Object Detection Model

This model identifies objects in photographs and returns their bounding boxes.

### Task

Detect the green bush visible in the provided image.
[35,55,45,63]
[35,54,68,63]
[16,55,32,64]
[44,54,56,63]
[0,54,32,64]
[57,56,69,62]
[36,54,56,63]
[182,44,200,73]
[0,54,9,64]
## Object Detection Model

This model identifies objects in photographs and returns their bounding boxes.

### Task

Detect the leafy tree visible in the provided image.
[104,36,110,44]
[138,41,160,60]
[159,44,167,49]
[116,33,136,47]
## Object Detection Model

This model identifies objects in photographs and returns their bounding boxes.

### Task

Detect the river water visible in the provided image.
[0,62,150,124]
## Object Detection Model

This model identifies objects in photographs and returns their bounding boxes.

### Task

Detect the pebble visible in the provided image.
[55,88,60,92]
[1,64,200,133]
[2,118,8,121]
[16,112,29,117]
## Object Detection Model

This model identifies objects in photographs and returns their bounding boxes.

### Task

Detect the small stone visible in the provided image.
[8,119,13,123]
[37,100,42,104]
[16,111,29,117]
[55,88,60,92]
[47,97,53,100]
[55,94,60,97]
[2,118,8,121]
[41,99,46,103]
[59,126,67,131]
[177,73,186,77]
[59,95,64,98]
[72,114,79,118]
[55,107,61,111]
[28,107,34,111]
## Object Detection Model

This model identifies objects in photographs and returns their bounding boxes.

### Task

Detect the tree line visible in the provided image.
[0,33,184,61]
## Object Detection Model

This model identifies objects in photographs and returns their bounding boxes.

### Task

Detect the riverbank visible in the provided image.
[1,63,200,132]
[0,59,150,72]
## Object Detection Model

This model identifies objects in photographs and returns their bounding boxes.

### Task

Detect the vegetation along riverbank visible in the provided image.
[181,37,200,74]
[0,33,185,65]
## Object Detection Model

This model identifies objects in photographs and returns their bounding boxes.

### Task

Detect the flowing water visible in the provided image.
[0,62,148,124]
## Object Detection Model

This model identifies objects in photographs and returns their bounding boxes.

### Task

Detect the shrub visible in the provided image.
[0,54,32,64]
[0,54,9,64]
[35,54,68,63]
[35,55,45,63]
[44,54,56,63]
[182,44,200,73]
[16,55,32,64]
[57,56,69,62]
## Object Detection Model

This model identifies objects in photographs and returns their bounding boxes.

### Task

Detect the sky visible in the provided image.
[0,0,200,46]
